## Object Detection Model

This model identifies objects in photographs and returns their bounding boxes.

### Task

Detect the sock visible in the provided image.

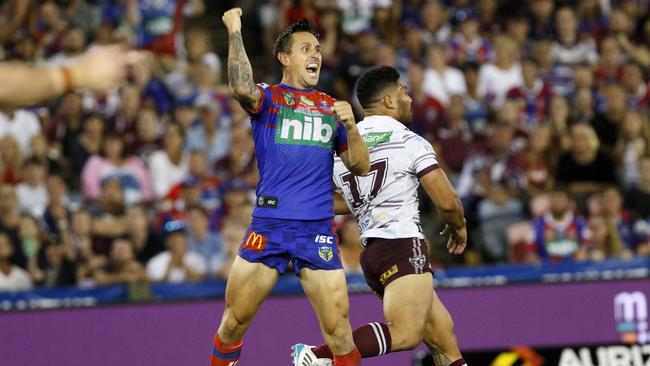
[333,347,361,366]
[210,333,242,366]
[313,322,392,359]
[449,358,467,366]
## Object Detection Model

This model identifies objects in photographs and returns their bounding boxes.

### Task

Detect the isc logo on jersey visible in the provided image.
[276,109,336,148]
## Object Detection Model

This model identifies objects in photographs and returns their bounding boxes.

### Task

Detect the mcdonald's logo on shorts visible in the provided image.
[242,231,268,252]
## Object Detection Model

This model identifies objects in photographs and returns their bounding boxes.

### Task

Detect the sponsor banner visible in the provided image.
[415,344,650,366]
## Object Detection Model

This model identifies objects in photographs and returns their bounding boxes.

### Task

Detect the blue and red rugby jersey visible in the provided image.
[245,83,348,221]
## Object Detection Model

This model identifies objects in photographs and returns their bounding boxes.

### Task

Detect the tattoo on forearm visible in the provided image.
[228,31,259,107]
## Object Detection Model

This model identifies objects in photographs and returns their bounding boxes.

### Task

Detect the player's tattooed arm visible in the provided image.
[223,8,261,109]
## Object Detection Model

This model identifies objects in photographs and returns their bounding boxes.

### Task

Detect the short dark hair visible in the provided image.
[356,66,401,109]
[273,18,318,57]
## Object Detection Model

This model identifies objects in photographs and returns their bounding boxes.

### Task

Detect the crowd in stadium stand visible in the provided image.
[0,0,649,291]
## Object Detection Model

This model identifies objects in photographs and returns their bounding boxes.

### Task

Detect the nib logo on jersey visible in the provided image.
[276,109,336,148]
[615,291,650,344]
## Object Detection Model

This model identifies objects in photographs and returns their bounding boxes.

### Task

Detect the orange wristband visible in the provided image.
[60,66,74,91]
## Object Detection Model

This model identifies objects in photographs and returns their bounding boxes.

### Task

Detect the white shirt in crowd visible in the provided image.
[0,109,41,155]
[550,39,598,66]
[16,183,48,217]
[147,151,189,198]
[422,66,467,105]
[477,63,523,108]
[146,251,207,283]
[334,115,439,242]
[0,266,33,291]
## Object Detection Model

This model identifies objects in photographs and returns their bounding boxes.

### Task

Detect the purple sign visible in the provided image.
[1,279,648,366]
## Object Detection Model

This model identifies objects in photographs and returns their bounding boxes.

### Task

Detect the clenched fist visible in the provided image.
[222,8,242,33]
[333,100,356,129]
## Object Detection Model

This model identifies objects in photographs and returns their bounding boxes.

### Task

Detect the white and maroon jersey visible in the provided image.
[333,115,439,243]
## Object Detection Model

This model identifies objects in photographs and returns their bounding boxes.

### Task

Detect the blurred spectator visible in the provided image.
[419,0,451,45]
[29,239,77,288]
[146,221,206,283]
[0,136,22,184]
[594,36,624,87]
[616,110,650,188]
[407,62,444,140]
[587,215,632,262]
[433,95,473,178]
[91,238,147,286]
[110,84,141,149]
[422,43,467,106]
[448,8,492,64]
[125,204,164,265]
[556,123,616,197]
[214,127,257,187]
[550,6,598,66]
[337,0,392,36]
[0,184,25,268]
[30,133,64,178]
[461,62,488,134]
[41,174,70,240]
[16,157,48,217]
[68,209,94,263]
[186,205,228,278]
[590,84,627,157]
[396,21,426,72]
[33,0,69,58]
[148,123,189,198]
[601,186,638,253]
[0,231,32,291]
[48,26,86,65]
[571,87,596,124]
[621,62,649,109]
[525,188,591,264]
[522,125,555,194]
[132,107,162,161]
[506,58,553,130]
[81,132,154,205]
[477,35,523,109]
[67,114,104,181]
[338,219,362,274]
[0,106,41,155]
[87,178,128,257]
[334,30,378,102]
[126,0,205,55]
[48,91,84,155]
[185,100,231,167]
[528,0,554,39]
[624,156,650,220]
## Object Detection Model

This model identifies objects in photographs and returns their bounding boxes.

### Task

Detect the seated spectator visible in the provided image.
[616,110,650,188]
[422,43,467,106]
[0,106,41,155]
[461,62,488,134]
[132,107,162,161]
[624,156,650,220]
[621,62,649,110]
[590,84,627,157]
[593,37,624,88]
[600,187,638,253]
[448,8,492,64]
[522,125,555,194]
[0,184,24,268]
[555,123,616,197]
[571,87,595,124]
[148,123,189,198]
[407,62,444,140]
[587,215,633,262]
[0,231,32,291]
[160,151,226,231]
[82,132,154,205]
[550,6,598,66]
[87,178,129,257]
[110,84,141,150]
[68,209,95,263]
[29,133,64,177]
[338,219,363,274]
[0,136,22,184]
[146,221,206,283]
[125,204,164,265]
[185,99,231,167]
[91,238,147,286]
[41,174,71,240]
[16,157,49,217]
[477,35,523,109]
[67,114,105,181]
[186,205,228,278]
[214,127,257,188]
[29,240,78,288]
[506,58,553,130]
[525,188,591,263]
[433,95,473,178]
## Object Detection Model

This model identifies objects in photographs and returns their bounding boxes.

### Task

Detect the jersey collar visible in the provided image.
[359,115,409,131]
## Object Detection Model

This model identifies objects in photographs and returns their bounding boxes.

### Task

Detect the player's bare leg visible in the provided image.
[299,268,361,365]
[210,256,280,366]
[422,289,466,366]
[383,273,434,351]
